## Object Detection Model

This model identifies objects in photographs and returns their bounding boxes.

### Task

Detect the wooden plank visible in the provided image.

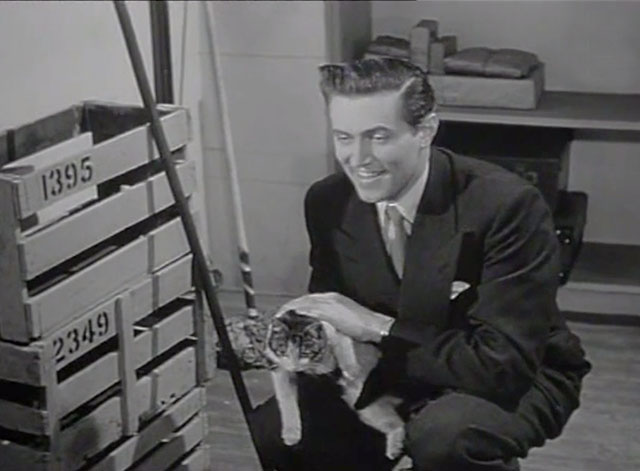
[192,290,211,385]
[86,387,204,471]
[130,255,194,322]
[20,159,196,279]
[0,398,49,435]
[0,178,29,341]
[12,106,80,160]
[0,134,94,217]
[59,395,123,471]
[131,414,204,471]
[45,297,117,371]
[0,440,49,471]
[173,445,209,471]
[0,109,188,220]
[115,295,137,437]
[147,215,191,273]
[30,235,149,339]
[133,304,195,368]
[58,350,119,418]
[0,340,48,385]
[438,91,640,131]
[136,347,197,422]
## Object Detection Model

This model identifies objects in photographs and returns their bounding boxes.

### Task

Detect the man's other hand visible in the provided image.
[279,292,394,343]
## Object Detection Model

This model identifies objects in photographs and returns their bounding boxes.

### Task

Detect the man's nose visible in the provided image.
[351,138,372,166]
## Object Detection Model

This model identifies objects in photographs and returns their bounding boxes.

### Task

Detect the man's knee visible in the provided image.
[405,393,523,471]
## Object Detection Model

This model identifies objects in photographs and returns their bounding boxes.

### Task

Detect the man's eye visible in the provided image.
[335,134,352,143]
[372,133,390,142]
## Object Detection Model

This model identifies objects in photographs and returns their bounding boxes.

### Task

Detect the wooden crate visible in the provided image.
[0,101,212,470]
[0,283,209,471]
[0,101,194,343]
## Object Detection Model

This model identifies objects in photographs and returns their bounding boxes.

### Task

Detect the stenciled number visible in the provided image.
[48,167,63,197]
[67,328,80,354]
[82,318,96,344]
[53,337,66,363]
[41,156,93,202]
[96,311,109,336]
[53,310,110,365]
[80,156,93,183]
[64,162,78,190]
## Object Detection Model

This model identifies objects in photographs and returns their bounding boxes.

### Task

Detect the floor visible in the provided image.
[205,294,640,471]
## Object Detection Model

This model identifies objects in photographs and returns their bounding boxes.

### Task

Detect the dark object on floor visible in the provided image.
[554,191,588,285]
[444,47,540,78]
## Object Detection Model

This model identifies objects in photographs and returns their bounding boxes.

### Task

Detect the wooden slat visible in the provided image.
[0,340,48,385]
[130,255,194,322]
[0,134,93,217]
[0,398,49,435]
[173,445,210,471]
[29,235,149,339]
[115,295,137,437]
[0,108,188,220]
[0,179,28,340]
[19,159,196,279]
[59,395,122,471]
[136,347,198,422]
[147,215,191,273]
[131,414,204,471]
[86,387,204,471]
[0,441,49,471]
[133,305,195,368]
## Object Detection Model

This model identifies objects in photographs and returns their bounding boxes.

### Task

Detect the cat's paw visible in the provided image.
[385,426,406,460]
[281,425,302,446]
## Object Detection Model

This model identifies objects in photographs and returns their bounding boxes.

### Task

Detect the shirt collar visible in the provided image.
[376,158,430,226]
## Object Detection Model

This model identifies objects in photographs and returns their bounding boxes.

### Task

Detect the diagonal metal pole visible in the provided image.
[112,3,269,469]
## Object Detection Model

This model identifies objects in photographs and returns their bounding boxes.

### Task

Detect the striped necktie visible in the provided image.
[384,204,407,277]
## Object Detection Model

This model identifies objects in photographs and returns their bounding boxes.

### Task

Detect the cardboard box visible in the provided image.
[428,64,545,109]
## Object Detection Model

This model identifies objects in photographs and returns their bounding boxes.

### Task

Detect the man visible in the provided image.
[253,58,590,471]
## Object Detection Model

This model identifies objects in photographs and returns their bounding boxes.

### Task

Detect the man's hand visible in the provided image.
[279,292,394,343]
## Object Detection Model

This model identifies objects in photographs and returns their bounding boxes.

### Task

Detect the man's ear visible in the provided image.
[417,112,439,148]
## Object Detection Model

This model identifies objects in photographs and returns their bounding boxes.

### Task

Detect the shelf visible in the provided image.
[437,91,640,131]
[558,242,640,316]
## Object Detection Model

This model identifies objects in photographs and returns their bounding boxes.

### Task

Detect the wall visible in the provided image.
[200,1,330,296]
[372,0,640,244]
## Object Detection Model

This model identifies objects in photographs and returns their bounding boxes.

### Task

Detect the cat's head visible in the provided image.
[264,310,335,372]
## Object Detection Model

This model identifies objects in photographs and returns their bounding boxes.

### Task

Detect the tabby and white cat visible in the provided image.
[264,309,405,459]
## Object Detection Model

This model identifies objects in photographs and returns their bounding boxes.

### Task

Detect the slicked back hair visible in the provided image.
[319,57,435,128]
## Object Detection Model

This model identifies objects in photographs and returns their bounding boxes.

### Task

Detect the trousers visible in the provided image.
[251,373,575,471]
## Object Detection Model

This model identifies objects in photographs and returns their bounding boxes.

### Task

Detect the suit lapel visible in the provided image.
[399,148,461,329]
[334,193,400,314]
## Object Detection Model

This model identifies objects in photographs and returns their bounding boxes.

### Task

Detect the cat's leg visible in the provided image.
[270,368,302,446]
[321,322,362,381]
[357,397,405,459]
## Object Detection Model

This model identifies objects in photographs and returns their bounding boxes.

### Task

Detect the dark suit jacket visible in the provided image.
[304,147,590,424]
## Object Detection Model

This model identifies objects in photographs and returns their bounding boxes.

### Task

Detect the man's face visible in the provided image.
[328,90,429,203]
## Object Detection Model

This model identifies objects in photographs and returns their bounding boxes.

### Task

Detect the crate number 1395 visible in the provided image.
[41,156,93,201]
